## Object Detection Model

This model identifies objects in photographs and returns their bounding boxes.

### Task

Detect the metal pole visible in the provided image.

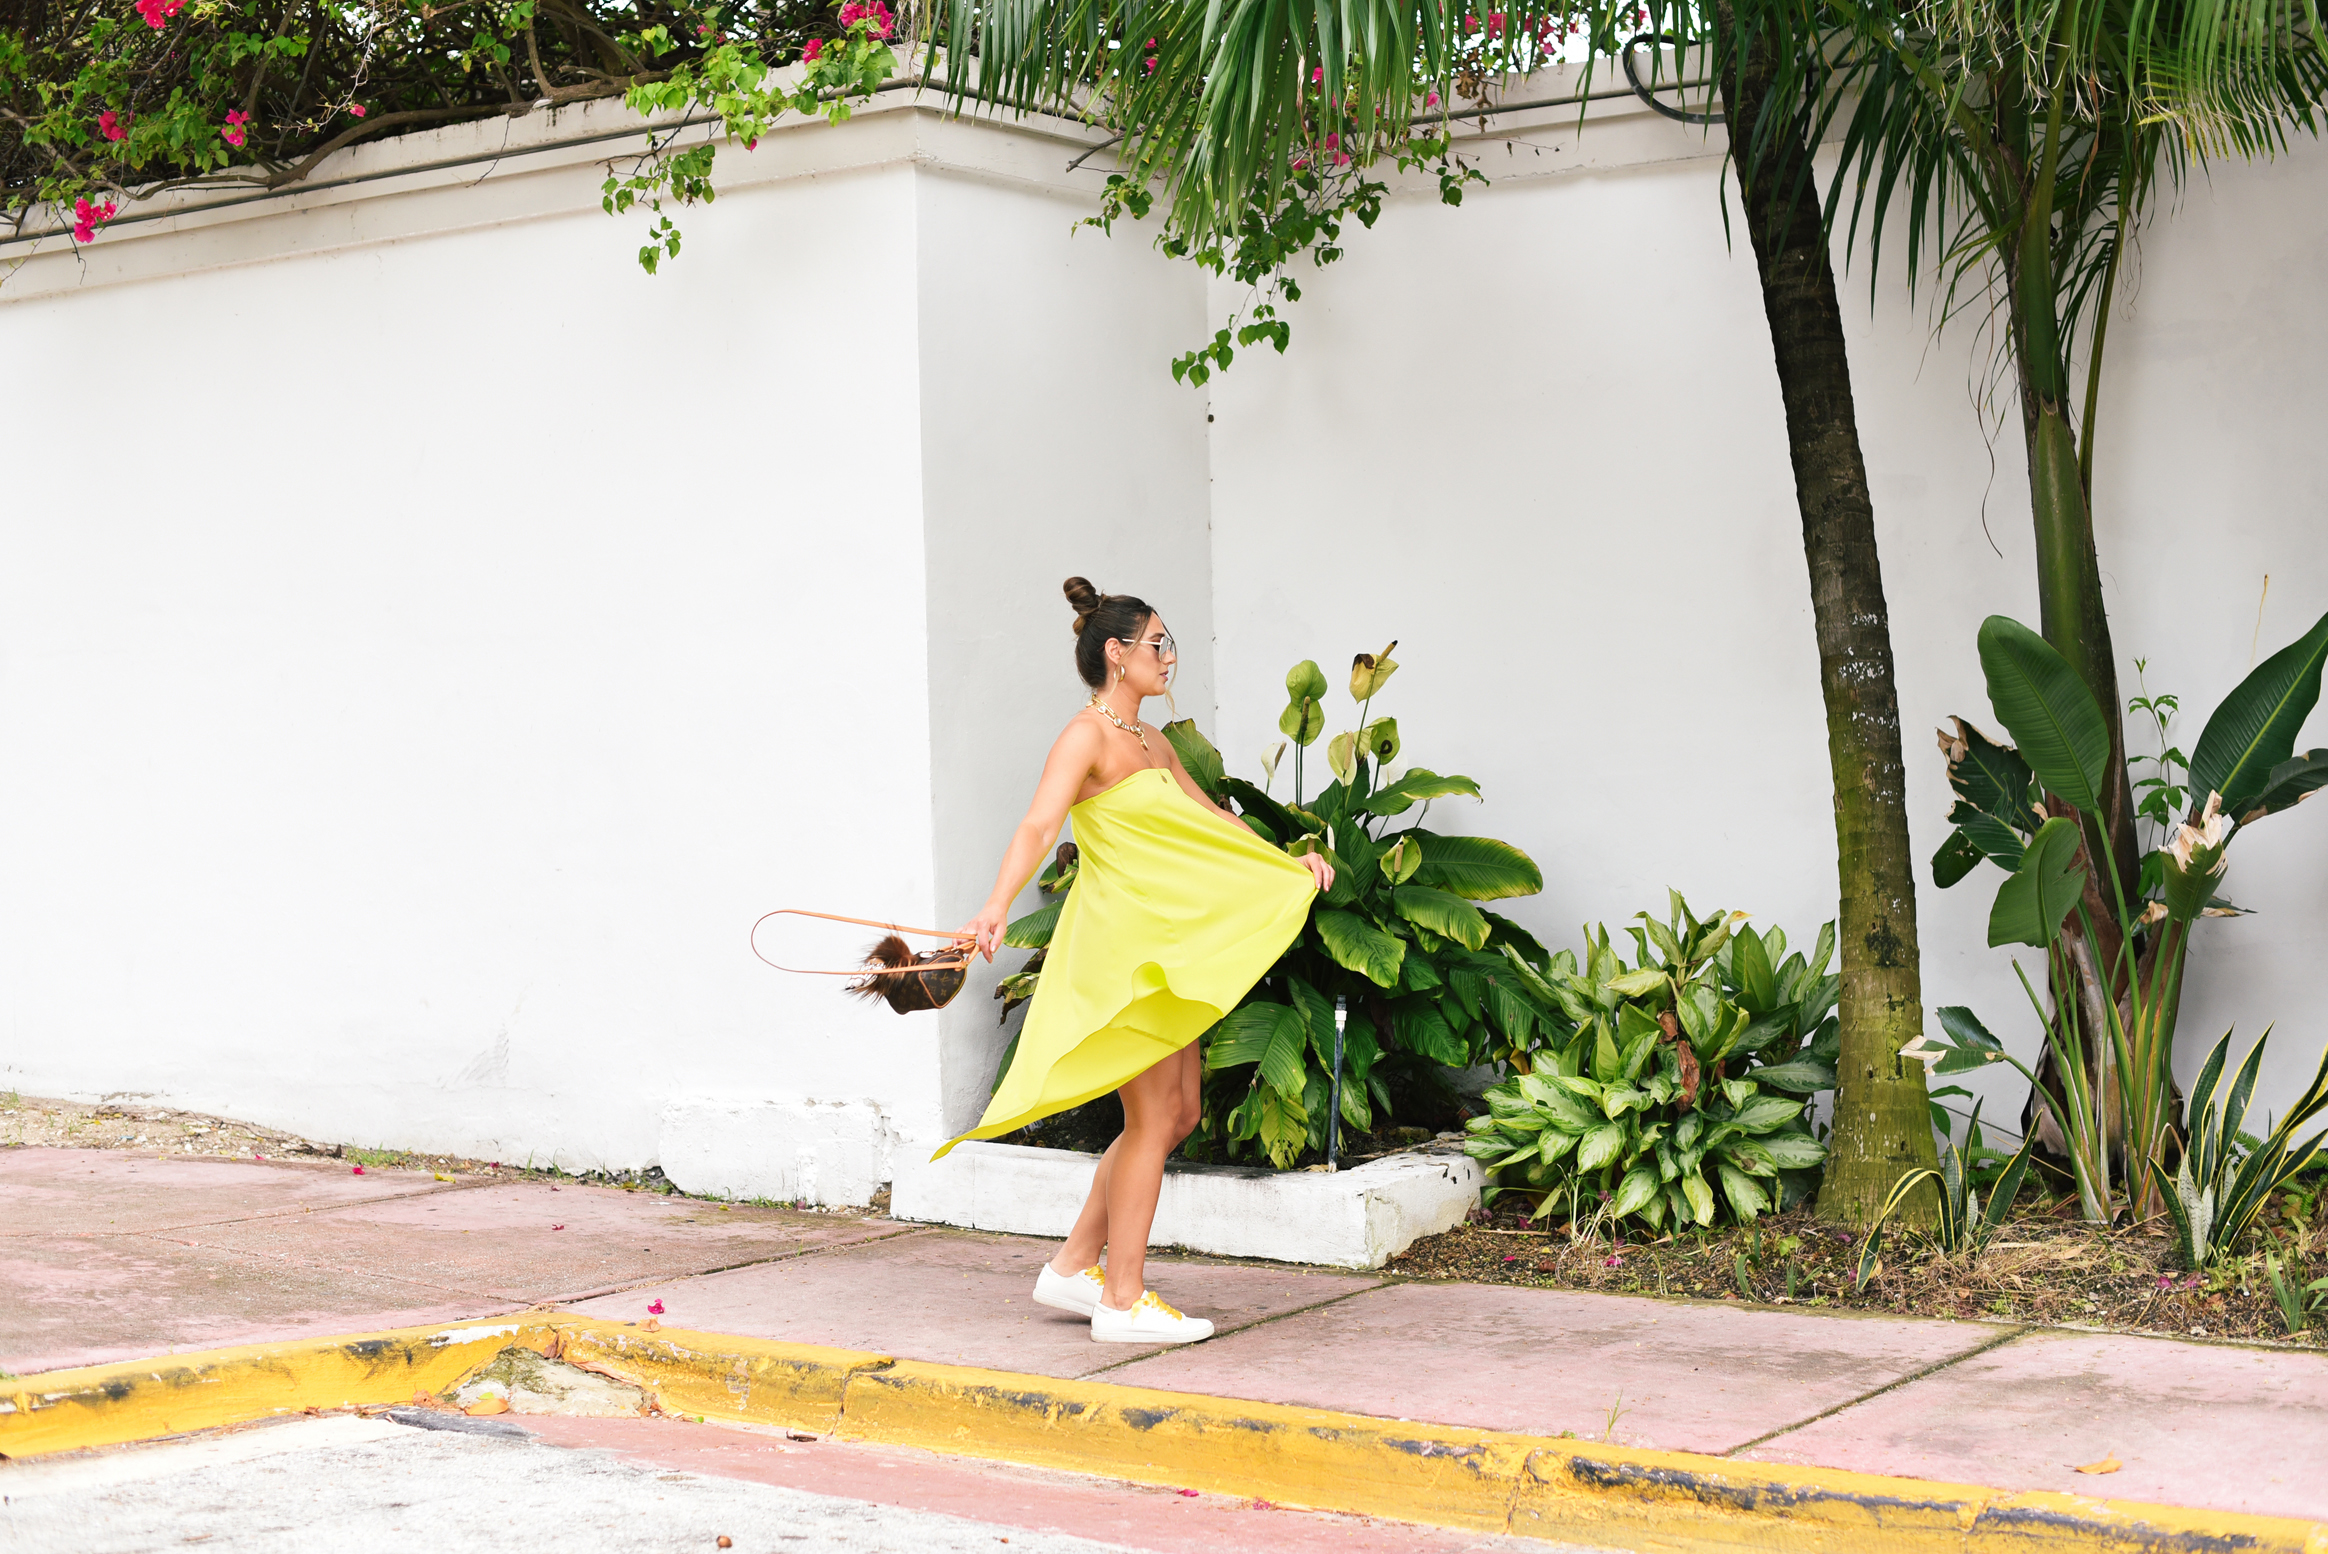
[1329,996,1348,1172]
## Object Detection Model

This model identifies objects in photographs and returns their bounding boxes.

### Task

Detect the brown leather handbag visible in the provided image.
[751,910,973,1015]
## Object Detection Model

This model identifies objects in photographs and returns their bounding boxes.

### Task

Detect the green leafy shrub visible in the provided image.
[2152,1027,2328,1267]
[1463,895,1839,1234]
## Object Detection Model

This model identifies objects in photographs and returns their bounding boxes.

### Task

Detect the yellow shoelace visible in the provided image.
[1135,1291,1185,1319]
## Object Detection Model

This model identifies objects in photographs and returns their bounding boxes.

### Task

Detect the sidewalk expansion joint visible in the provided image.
[1722,1322,2030,1457]
[11,1315,2318,1554]
[537,1224,935,1306]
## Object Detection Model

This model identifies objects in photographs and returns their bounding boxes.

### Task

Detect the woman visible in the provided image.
[944,578,1332,1344]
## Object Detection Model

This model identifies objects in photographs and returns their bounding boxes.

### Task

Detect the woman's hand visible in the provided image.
[957,906,1008,963]
[1298,851,1335,893]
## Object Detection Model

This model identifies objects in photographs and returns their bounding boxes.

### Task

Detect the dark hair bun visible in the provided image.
[1063,576,1104,635]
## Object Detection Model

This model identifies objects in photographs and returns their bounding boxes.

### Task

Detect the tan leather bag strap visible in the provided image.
[750,909,974,977]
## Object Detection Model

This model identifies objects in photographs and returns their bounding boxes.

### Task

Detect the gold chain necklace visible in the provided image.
[1087,694,1148,750]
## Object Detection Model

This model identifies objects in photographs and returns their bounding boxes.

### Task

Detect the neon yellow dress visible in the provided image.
[938,766,1317,1157]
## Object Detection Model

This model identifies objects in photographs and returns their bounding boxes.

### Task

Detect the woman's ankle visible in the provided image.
[1049,1250,1096,1276]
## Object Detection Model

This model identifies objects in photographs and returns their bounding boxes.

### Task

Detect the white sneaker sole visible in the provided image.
[1032,1287,1098,1316]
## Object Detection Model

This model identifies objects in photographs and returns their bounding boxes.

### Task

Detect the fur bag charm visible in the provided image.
[750,910,972,1015]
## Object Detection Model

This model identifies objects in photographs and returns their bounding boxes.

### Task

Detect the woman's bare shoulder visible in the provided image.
[1046,708,1106,761]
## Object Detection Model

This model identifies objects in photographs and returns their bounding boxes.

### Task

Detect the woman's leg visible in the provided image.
[1100,1042,1203,1309]
[1048,1136,1118,1275]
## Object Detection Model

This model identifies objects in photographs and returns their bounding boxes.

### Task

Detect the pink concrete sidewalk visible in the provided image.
[9,1147,2325,1523]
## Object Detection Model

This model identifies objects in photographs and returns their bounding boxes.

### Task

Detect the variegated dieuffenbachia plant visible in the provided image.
[1465,894,1840,1235]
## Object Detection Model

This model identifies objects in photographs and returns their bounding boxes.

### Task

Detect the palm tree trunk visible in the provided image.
[1715,0,1939,1223]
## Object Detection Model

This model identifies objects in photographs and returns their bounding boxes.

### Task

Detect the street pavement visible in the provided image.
[6,1147,2328,1529]
[0,1410,1601,1554]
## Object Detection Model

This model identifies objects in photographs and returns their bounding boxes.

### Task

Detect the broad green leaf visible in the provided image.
[2238,749,2328,824]
[1391,885,1490,950]
[1394,1000,1466,1065]
[1952,805,2030,871]
[1577,1122,1627,1171]
[1219,777,1299,841]
[1939,716,2039,831]
[1680,1168,1716,1225]
[1731,1095,1808,1134]
[1717,1161,1771,1222]
[1933,1006,2013,1074]
[1258,1003,1310,1100]
[1591,1021,1623,1085]
[1977,616,2110,815]
[1002,899,1062,949]
[1316,909,1404,987]
[1253,1086,1308,1168]
[1759,1132,1829,1168]
[1487,978,1536,1044]
[1279,696,1324,747]
[1733,927,1776,1011]
[1606,967,1668,999]
[2190,611,2328,812]
[1602,1085,1648,1119]
[1933,830,1985,890]
[1160,719,1225,798]
[1723,1137,1779,1175]
[1611,1164,1660,1219]
[1397,829,1539,898]
[1360,769,1483,818]
[1205,1003,1282,1069]
[1987,816,2090,948]
[1750,1059,1835,1093]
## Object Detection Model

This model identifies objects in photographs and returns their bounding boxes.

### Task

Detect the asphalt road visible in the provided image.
[0,1413,1601,1554]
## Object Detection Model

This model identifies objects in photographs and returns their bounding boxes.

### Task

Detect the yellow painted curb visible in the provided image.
[6,1315,2323,1554]
[0,1316,548,1458]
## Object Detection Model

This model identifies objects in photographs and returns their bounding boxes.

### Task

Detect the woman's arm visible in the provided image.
[957,718,1107,961]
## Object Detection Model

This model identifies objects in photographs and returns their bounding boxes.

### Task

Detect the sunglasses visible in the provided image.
[1120,631,1177,660]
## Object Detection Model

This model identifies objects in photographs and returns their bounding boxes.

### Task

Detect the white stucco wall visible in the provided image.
[1202,106,2328,1131]
[1,73,2319,1191]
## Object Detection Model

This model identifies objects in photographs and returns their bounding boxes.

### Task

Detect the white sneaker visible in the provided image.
[1090,1290,1214,1345]
[1033,1262,1106,1317]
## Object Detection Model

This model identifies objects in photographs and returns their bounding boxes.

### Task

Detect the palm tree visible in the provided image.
[1805,0,2328,1211]
[1691,0,1944,1223]
[937,0,1942,1221]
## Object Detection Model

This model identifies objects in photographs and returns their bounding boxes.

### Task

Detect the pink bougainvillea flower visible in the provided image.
[1425,90,1440,107]
[803,37,823,60]
[351,1164,366,1175]
[99,109,129,141]
[647,1299,665,1314]
[222,109,249,148]
[744,137,758,150]
[1323,132,1339,149]
[1175,1489,1198,1498]
[1311,66,1324,83]
[1604,1255,1623,1267]
[1143,55,1155,72]
[551,1223,566,1231]
[349,104,367,118]
[134,0,184,28]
